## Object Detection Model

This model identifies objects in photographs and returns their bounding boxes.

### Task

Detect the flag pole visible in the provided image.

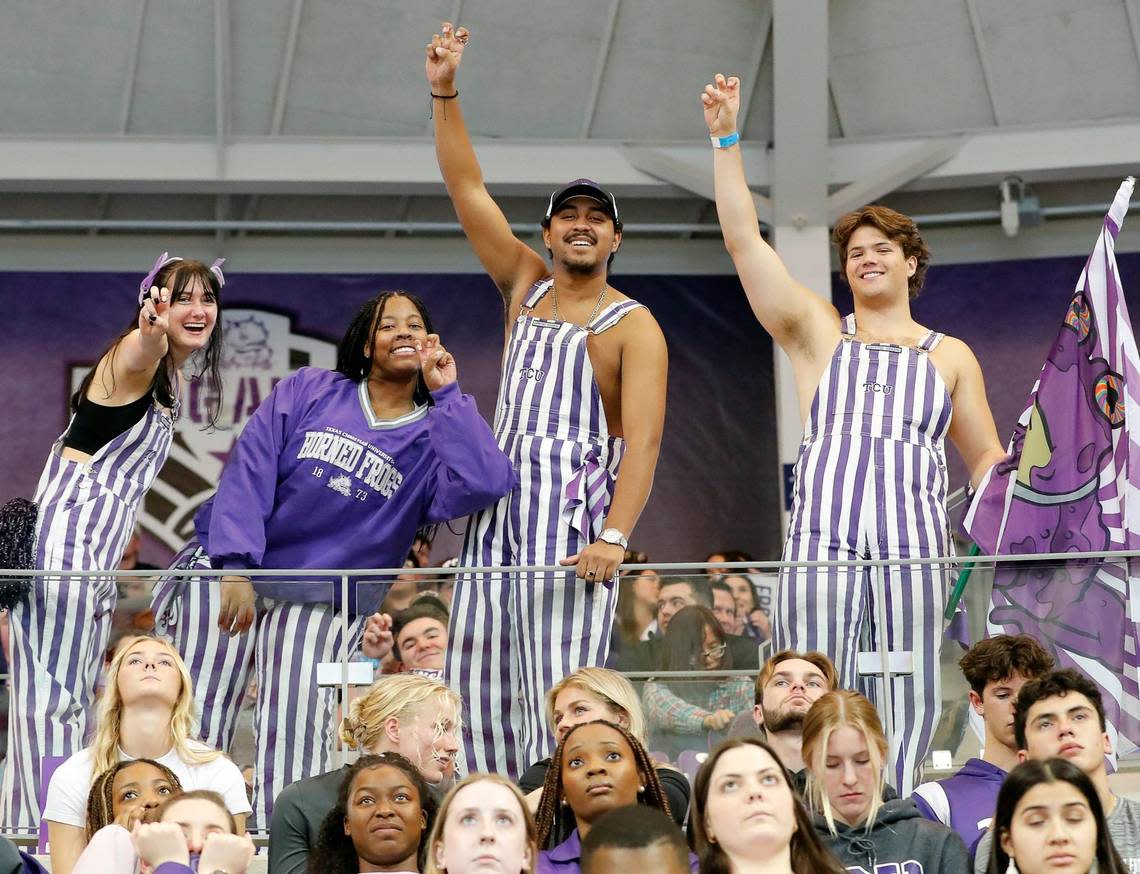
[944,542,980,620]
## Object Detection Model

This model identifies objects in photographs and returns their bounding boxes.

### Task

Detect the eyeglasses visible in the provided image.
[701,642,728,660]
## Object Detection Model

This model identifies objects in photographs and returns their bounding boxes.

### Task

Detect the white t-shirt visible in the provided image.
[42,740,252,827]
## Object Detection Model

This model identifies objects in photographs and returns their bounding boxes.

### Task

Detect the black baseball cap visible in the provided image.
[544,179,621,228]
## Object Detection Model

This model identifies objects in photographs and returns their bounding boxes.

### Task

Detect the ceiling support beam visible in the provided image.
[242,0,305,228]
[1123,0,1140,75]
[623,144,772,225]
[579,0,622,138]
[736,4,773,139]
[963,0,1002,125]
[770,0,830,533]
[214,0,231,251]
[827,137,963,222]
[1,120,1138,196]
[93,0,150,232]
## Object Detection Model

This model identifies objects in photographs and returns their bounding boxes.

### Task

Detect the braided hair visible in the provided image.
[534,719,668,850]
[335,290,436,407]
[85,758,182,840]
[310,752,438,874]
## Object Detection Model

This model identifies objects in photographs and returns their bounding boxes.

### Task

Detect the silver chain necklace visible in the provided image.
[552,282,608,326]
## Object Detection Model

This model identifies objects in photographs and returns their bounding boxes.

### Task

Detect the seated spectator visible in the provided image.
[803,691,968,871]
[362,596,450,678]
[381,553,428,615]
[912,633,1054,858]
[616,576,758,672]
[610,553,659,662]
[74,758,183,870]
[0,837,47,874]
[973,669,1140,873]
[534,720,693,874]
[310,753,437,874]
[131,790,254,874]
[642,606,752,758]
[986,757,1128,874]
[730,649,837,785]
[114,529,159,636]
[414,558,459,610]
[518,667,690,835]
[392,597,449,678]
[690,738,846,874]
[710,579,739,636]
[43,636,249,874]
[268,674,461,874]
[423,774,537,874]
[580,806,691,874]
[717,572,771,643]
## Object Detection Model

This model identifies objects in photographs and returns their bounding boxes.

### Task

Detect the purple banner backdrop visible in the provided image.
[3,254,1140,566]
[0,271,778,565]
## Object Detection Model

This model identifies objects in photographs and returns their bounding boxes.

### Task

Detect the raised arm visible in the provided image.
[702,74,837,359]
[86,286,173,404]
[427,22,546,303]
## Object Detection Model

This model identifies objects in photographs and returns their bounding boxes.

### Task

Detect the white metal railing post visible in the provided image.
[340,573,351,768]
[872,561,896,763]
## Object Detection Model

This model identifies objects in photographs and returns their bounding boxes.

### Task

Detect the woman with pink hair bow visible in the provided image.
[1,253,225,832]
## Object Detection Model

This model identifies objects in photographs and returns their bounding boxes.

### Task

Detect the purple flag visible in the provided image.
[965,177,1140,754]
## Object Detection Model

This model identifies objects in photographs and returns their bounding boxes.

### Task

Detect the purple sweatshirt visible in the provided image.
[912,757,1006,860]
[194,367,515,610]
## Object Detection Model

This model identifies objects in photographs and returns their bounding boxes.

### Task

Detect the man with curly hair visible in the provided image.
[702,73,1007,794]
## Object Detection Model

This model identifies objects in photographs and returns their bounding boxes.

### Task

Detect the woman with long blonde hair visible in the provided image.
[518,667,689,837]
[268,673,462,874]
[42,635,249,874]
[802,691,967,871]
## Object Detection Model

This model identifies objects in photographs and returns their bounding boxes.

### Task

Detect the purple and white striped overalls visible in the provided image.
[2,397,175,830]
[775,314,952,795]
[447,278,644,778]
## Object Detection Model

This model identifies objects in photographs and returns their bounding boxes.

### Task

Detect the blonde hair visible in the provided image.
[91,636,218,777]
[543,667,647,744]
[340,674,461,752]
[801,690,889,834]
[422,774,537,874]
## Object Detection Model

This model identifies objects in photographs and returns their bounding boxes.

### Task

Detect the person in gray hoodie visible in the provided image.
[802,690,969,872]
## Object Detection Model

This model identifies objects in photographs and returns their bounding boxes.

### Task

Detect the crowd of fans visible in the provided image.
[1,579,1135,874]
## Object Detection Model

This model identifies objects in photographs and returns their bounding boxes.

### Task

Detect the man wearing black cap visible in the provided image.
[426,21,668,779]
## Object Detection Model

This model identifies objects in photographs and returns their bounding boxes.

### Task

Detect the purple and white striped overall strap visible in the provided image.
[521,278,554,312]
[918,329,945,351]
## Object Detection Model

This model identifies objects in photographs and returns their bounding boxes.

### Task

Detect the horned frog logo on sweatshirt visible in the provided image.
[70,309,336,551]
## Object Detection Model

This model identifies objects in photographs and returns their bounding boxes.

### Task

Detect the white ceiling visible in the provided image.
[0,0,1137,235]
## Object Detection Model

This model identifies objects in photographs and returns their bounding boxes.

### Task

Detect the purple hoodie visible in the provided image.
[195,367,515,611]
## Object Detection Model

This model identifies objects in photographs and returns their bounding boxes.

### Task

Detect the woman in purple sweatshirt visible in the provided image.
[152,291,516,827]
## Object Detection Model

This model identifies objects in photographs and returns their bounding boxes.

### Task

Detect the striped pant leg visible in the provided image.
[774,558,866,691]
[1,570,115,830]
[510,433,617,772]
[151,547,257,752]
[864,558,944,796]
[446,496,520,778]
[251,599,362,827]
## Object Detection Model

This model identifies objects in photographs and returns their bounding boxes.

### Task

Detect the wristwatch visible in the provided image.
[597,528,628,549]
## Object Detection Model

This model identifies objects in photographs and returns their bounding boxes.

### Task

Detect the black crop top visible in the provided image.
[62,392,153,455]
